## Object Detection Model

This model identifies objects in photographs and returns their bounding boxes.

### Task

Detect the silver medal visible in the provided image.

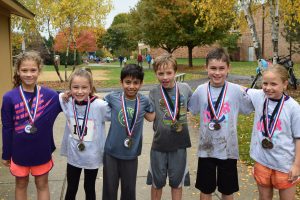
[24,124,32,134]
[208,122,215,131]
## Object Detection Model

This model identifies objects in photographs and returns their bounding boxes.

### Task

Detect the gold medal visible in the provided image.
[262,138,273,149]
[77,142,85,151]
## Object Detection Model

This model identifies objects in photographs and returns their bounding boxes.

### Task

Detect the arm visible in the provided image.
[144,112,155,122]
[288,139,300,183]
[1,95,14,167]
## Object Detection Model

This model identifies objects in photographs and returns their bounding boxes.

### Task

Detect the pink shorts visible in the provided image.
[10,159,53,177]
[253,162,300,190]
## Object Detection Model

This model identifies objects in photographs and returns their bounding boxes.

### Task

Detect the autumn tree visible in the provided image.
[14,0,112,81]
[132,0,236,67]
[102,13,138,56]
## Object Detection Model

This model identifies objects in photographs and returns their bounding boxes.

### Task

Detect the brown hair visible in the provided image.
[152,53,177,72]
[206,48,230,66]
[13,51,43,88]
[69,68,95,95]
[262,64,289,83]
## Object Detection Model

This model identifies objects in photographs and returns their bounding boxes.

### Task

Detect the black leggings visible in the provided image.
[65,163,98,200]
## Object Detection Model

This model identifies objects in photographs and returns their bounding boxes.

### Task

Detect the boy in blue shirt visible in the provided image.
[102,64,154,200]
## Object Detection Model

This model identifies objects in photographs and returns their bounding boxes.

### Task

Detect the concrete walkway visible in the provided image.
[0,91,276,200]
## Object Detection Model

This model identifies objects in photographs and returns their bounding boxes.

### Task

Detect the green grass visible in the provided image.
[43,58,300,88]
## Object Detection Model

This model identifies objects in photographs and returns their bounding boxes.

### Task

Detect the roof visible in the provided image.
[0,0,35,19]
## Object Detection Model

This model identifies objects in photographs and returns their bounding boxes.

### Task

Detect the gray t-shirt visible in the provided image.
[104,91,153,160]
[59,94,109,169]
[189,81,253,159]
[247,89,300,173]
[150,82,193,152]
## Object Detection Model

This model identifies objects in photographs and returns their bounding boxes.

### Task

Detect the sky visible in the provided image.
[104,0,139,29]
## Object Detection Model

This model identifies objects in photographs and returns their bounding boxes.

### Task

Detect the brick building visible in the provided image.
[141,5,300,63]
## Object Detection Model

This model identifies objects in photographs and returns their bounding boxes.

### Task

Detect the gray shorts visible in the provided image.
[146,148,190,189]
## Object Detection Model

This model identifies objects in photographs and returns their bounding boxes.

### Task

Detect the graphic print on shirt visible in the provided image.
[14,94,52,133]
[68,118,95,141]
[202,101,230,125]
[159,93,187,126]
[256,114,282,138]
[118,107,134,127]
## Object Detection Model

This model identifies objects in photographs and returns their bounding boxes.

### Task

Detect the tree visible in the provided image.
[132,0,236,67]
[14,0,112,80]
[281,0,300,56]
[102,13,138,55]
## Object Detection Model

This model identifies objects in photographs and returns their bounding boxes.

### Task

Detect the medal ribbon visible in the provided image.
[19,85,40,124]
[207,82,228,121]
[160,83,179,122]
[121,93,140,137]
[72,97,91,141]
[263,96,285,140]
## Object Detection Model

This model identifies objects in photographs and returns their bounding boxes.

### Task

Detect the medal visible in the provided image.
[262,96,285,149]
[24,124,32,134]
[77,142,85,151]
[176,123,183,132]
[30,124,37,134]
[121,93,140,149]
[207,82,228,131]
[124,137,133,148]
[72,97,91,151]
[213,123,221,130]
[262,138,274,149]
[208,122,215,131]
[19,85,40,134]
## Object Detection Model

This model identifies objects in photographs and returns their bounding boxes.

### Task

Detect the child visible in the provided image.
[246,64,300,200]
[59,68,109,200]
[146,53,193,200]
[102,64,154,200]
[188,48,253,200]
[1,51,62,199]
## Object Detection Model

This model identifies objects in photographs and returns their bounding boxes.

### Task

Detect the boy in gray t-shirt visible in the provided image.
[188,48,253,199]
[146,53,193,200]
[102,64,154,200]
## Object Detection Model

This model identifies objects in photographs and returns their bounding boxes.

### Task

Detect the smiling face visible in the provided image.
[155,63,176,89]
[70,76,91,102]
[120,76,143,99]
[17,59,40,91]
[262,71,288,99]
[206,59,230,87]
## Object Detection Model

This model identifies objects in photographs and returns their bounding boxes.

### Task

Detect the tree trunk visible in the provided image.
[241,0,262,59]
[72,35,77,72]
[187,45,194,67]
[65,19,74,81]
[269,0,280,64]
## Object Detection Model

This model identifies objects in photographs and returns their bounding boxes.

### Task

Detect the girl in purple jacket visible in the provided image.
[1,51,61,200]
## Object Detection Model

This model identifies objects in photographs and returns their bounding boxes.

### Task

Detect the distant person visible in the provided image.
[146,54,152,69]
[137,54,143,67]
[118,55,124,67]
[247,64,300,200]
[1,51,62,199]
[102,64,154,200]
[147,53,192,200]
[188,48,253,200]
[123,56,127,66]
[59,68,109,200]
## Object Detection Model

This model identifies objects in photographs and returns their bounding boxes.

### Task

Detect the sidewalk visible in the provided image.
[0,93,263,200]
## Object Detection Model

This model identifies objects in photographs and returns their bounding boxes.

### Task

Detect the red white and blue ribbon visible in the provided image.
[72,97,91,141]
[207,82,228,121]
[160,83,179,122]
[19,85,40,124]
[121,93,140,137]
[264,96,285,140]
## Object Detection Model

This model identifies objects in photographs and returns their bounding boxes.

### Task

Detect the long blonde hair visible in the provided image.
[13,51,43,88]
